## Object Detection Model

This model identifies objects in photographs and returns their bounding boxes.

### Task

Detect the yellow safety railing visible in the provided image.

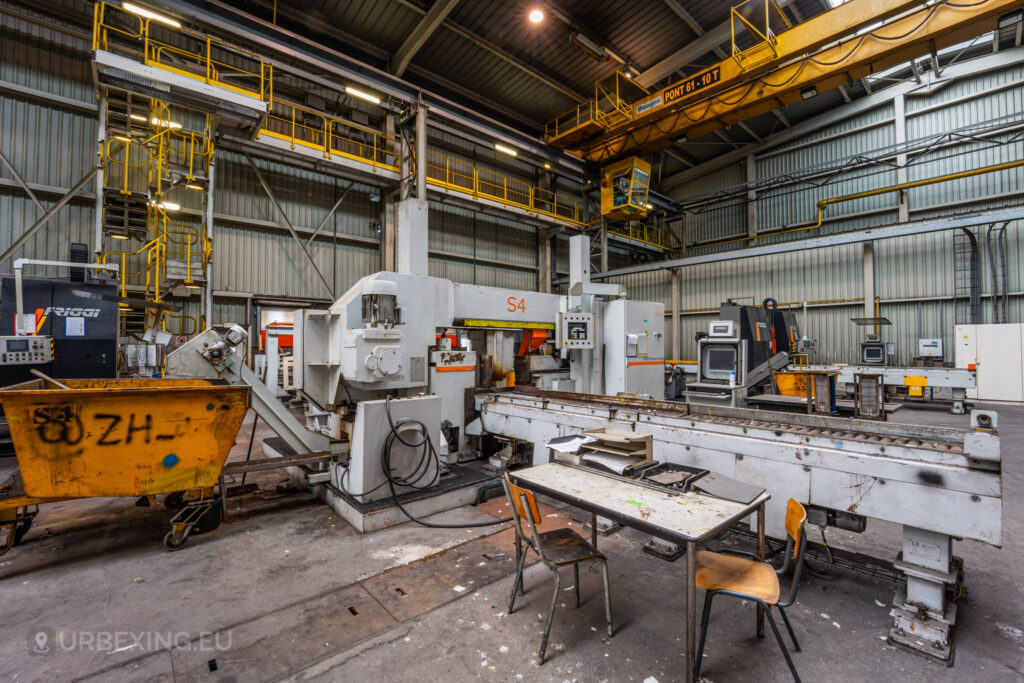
[94,3,583,229]
[100,208,210,302]
[608,221,677,251]
[545,99,599,141]
[104,124,212,196]
[260,98,397,170]
[93,2,271,102]
[425,150,583,224]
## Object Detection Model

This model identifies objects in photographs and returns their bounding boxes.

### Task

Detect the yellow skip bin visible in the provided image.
[0,379,249,498]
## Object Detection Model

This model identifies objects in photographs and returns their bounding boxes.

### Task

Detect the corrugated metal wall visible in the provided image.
[658,61,1024,365]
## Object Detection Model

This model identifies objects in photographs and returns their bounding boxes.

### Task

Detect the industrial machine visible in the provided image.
[0,271,118,385]
[686,299,798,406]
[166,235,666,530]
[479,387,1001,663]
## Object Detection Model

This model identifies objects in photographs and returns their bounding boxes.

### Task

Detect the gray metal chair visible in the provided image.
[502,473,613,663]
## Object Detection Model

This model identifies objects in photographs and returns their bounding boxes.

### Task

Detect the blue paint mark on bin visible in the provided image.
[163,453,180,468]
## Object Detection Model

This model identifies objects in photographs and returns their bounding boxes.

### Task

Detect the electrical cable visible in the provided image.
[802,524,837,577]
[382,395,512,528]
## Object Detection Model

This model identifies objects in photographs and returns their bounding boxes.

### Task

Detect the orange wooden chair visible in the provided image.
[502,473,613,663]
[694,498,808,682]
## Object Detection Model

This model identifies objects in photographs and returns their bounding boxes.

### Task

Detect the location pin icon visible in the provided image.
[34,630,49,653]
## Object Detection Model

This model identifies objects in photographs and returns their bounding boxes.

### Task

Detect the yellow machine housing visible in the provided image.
[601,156,651,220]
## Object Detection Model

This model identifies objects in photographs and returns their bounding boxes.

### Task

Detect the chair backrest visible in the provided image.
[784,498,807,559]
[777,498,808,608]
[503,473,541,537]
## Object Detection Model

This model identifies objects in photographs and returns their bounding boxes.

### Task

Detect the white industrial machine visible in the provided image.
[166,235,665,530]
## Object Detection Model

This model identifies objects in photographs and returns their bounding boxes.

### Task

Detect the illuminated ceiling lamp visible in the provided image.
[528,7,544,23]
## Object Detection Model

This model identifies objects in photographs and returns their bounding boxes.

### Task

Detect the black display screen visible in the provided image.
[6,339,28,352]
[702,346,737,380]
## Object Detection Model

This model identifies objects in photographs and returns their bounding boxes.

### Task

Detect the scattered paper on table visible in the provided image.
[546,434,596,454]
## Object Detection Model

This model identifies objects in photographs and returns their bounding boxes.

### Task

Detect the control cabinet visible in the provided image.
[603,299,665,398]
[558,312,595,349]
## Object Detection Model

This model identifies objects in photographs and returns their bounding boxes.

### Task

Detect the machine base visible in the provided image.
[888,586,957,663]
[264,439,498,533]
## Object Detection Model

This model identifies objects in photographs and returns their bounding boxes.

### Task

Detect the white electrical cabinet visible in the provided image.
[603,299,665,399]
[955,323,1024,403]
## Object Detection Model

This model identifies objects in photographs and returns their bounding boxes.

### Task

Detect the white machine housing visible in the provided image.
[603,299,665,397]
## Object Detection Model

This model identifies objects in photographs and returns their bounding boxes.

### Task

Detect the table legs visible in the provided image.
[756,502,766,639]
[591,511,598,549]
[686,539,696,682]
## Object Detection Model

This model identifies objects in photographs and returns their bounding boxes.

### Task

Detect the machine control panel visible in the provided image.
[0,335,52,366]
[708,320,735,337]
[558,312,594,349]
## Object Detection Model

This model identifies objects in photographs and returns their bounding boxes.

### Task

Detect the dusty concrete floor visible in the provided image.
[1,404,1022,682]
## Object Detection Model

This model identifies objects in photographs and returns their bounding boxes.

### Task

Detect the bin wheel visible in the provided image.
[163,531,188,551]
[13,517,32,545]
[163,491,187,510]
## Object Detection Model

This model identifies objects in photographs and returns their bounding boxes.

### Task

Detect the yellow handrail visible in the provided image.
[608,221,677,250]
[95,1,583,229]
[94,2,271,101]
[425,149,582,224]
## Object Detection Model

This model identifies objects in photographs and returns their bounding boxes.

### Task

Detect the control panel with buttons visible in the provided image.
[0,335,53,366]
[558,312,594,349]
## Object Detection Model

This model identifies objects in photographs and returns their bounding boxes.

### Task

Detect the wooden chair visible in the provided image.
[694,498,808,682]
[502,473,613,663]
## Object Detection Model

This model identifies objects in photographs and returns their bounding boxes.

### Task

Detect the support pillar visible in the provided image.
[671,268,681,362]
[863,241,876,324]
[204,157,215,329]
[395,104,429,276]
[746,152,757,244]
[538,231,552,293]
[894,94,910,223]
[94,96,107,258]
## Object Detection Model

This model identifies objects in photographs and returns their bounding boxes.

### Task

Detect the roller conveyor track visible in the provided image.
[491,387,967,455]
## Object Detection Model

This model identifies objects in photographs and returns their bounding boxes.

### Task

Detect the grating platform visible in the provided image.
[263,437,500,533]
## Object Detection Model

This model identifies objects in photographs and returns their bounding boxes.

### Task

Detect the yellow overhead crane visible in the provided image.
[548,0,1024,165]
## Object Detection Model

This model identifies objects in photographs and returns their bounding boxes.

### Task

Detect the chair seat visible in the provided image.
[695,550,780,604]
[535,528,604,565]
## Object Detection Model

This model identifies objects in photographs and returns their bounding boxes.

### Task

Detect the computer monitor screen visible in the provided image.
[702,345,737,380]
[862,345,884,363]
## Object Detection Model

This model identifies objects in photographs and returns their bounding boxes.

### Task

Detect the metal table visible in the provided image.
[509,462,769,682]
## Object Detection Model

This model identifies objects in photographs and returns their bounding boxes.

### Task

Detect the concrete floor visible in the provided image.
[1,404,1023,682]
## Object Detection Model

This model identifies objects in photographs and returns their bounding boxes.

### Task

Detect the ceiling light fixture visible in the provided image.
[122,2,181,28]
[110,233,130,240]
[528,8,544,23]
[129,114,147,122]
[494,143,517,157]
[543,162,551,169]
[345,86,381,105]
[151,117,182,129]
[156,201,181,211]
[186,183,205,191]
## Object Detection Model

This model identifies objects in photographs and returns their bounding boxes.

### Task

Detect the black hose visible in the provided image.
[382,395,511,528]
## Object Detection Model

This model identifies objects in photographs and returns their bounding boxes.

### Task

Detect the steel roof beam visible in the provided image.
[391,0,462,77]
[582,205,1024,281]
[392,0,586,100]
